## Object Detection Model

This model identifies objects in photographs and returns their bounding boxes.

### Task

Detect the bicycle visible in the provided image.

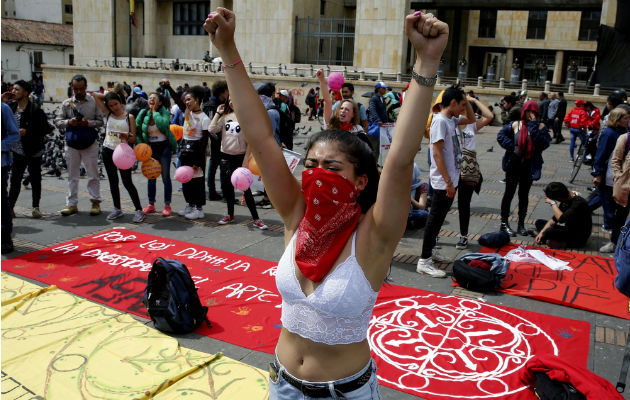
[568,130,598,183]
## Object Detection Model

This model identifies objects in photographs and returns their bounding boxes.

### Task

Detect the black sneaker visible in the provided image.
[456,236,468,250]
[208,192,223,201]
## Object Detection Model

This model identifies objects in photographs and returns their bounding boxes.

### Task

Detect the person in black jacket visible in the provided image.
[6,80,52,218]
[202,80,229,200]
[497,100,551,236]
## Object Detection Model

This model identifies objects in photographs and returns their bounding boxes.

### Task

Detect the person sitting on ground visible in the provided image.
[204,7,448,398]
[535,182,591,249]
[408,163,429,230]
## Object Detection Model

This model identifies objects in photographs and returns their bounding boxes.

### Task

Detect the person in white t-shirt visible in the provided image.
[455,96,494,250]
[417,85,474,278]
[178,86,211,220]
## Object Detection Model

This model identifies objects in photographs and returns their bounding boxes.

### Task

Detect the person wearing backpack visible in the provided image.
[275,90,294,150]
[92,91,145,222]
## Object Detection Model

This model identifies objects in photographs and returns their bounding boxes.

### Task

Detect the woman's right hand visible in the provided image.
[203,8,235,51]
[404,12,449,68]
[216,104,226,116]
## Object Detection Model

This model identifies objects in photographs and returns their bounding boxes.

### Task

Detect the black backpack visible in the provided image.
[143,257,211,334]
[272,98,293,140]
[452,260,500,292]
[289,102,301,124]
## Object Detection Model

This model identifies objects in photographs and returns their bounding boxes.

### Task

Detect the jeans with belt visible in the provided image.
[269,353,381,399]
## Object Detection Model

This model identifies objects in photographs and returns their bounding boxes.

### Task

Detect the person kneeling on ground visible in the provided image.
[535,182,591,249]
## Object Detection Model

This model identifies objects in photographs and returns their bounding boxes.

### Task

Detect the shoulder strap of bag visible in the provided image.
[617,322,630,393]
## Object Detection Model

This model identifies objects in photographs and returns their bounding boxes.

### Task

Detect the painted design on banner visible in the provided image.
[368,294,562,399]
[481,244,630,320]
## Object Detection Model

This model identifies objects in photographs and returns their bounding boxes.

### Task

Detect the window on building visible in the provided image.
[173,2,210,35]
[526,11,547,40]
[64,4,72,13]
[579,10,600,41]
[478,10,497,38]
[69,54,74,66]
[294,17,355,66]
[320,0,326,15]
[33,51,43,72]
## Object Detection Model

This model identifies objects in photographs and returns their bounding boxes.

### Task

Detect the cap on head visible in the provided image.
[575,99,586,106]
[374,81,389,89]
[133,87,142,95]
[279,89,289,97]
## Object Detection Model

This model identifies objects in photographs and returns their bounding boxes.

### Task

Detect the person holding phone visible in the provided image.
[55,75,104,216]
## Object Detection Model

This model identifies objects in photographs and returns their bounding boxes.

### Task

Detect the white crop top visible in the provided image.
[276,230,379,345]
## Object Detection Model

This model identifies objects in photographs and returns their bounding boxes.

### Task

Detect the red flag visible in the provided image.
[130,0,136,27]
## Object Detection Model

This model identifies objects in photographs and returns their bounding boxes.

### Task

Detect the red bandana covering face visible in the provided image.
[295,168,362,282]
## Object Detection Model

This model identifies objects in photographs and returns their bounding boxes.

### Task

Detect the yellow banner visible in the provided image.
[1,273,269,399]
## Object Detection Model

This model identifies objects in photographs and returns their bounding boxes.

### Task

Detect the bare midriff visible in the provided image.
[276,327,371,382]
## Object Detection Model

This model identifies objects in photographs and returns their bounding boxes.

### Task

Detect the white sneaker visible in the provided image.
[178,204,193,216]
[106,208,124,220]
[416,258,447,278]
[600,242,615,253]
[132,210,145,223]
[432,249,451,263]
[185,207,204,220]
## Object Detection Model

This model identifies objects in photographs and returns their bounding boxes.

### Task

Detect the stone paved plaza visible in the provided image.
[3,109,628,399]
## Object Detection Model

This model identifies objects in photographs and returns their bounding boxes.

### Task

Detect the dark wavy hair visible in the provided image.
[184,85,205,104]
[103,91,125,113]
[304,129,379,213]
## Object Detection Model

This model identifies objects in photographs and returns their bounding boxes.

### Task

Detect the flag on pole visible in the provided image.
[130,0,136,27]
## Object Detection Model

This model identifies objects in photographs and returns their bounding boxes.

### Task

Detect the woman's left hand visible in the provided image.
[405,12,449,66]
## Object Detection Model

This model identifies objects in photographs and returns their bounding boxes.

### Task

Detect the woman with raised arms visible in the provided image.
[204,8,448,399]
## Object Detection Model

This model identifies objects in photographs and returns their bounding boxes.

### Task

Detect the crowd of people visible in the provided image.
[1,6,629,398]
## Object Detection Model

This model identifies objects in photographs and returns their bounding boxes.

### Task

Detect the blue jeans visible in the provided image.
[601,184,616,230]
[269,355,381,400]
[147,141,172,205]
[409,209,428,229]
[569,128,586,160]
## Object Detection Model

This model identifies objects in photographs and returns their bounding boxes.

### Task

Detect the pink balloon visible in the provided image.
[327,72,345,91]
[175,166,194,183]
[231,167,253,191]
[112,143,136,170]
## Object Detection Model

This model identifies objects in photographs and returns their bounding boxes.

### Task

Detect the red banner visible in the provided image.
[3,230,591,399]
[479,244,629,320]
